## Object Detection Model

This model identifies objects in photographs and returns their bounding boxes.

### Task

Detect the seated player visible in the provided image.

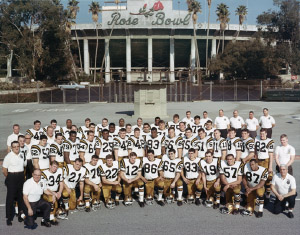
[161,149,184,206]
[198,151,221,209]
[84,155,102,212]
[120,152,145,207]
[140,150,165,206]
[242,159,268,217]
[181,148,202,205]
[99,155,122,209]
[219,154,243,215]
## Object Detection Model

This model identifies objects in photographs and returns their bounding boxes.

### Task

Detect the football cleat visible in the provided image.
[77,201,86,211]
[220,207,230,214]
[50,220,59,226]
[195,198,201,206]
[213,203,220,210]
[139,201,145,208]
[115,201,119,206]
[157,200,165,207]
[106,201,115,210]
[241,209,252,216]
[256,212,263,218]
[124,200,133,206]
[205,200,213,208]
[287,212,294,219]
[92,201,101,211]
[187,198,194,205]
[177,201,183,206]
[85,207,91,212]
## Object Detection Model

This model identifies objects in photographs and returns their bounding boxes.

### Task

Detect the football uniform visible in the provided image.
[64,131,83,141]
[212,137,227,158]
[205,128,215,137]
[63,139,80,162]
[125,131,134,139]
[113,136,130,161]
[175,129,185,138]
[26,128,45,145]
[163,135,183,158]
[145,135,165,157]
[182,117,194,127]
[31,144,50,170]
[108,130,119,139]
[96,124,109,137]
[241,137,255,161]
[46,135,55,145]
[194,136,214,158]
[180,136,198,158]
[98,137,114,160]
[157,128,168,137]
[167,121,180,130]
[127,136,145,157]
[44,125,63,135]
[49,142,65,167]
[189,123,202,135]
[226,137,243,159]
[79,126,89,139]
[141,131,151,141]
[79,137,101,163]
[84,162,102,207]
[62,126,71,136]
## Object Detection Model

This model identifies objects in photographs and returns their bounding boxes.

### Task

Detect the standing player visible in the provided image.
[157,120,168,137]
[150,117,160,129]
[116,118,126,133]
[219,154,243,215]
[44,119,63,135]
[132,117,144,131]
[226,128,242,161]
[31,135,50,171]
[45,126,55,145]
[97,118,109,137]
[190,115,202,135]
[125,124,134,138]
[145,127,165,158]
[167,114,180,130]
[180,128,198,158]
[204,120,215,137]
[79,118,91,139]
[113,128,129,162]
[98,129,114,163]
[194,128,213,159]
[182,111,194,127]
[128,128,146,159]
[63,131,80,165]
[141,123,151,140]
[49,133,65,168]
[212,129,227,160]
[240,129,255,163]
[26,120,44,145]
[108,123,119,138]
[175,122,186,138]
[79,131,100,164]
[62,119,73,136]
[163,127,183,158]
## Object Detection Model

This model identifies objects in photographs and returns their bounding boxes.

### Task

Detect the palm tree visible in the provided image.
[187,0,201,83]
[235,5,247,39]
[216,3,230,54]
[205,0,212,75]
[89,1,101,83]
[68,0,83,74]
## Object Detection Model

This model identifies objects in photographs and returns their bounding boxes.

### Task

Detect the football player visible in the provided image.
[181,148,202,205]
[190,115,202,135]
[212,129,227,160]
[175,122,186,137]
[31,135,50,171]
[157,120,168,137]
[128,128,146,159]
[41,160,64,225]
[116,118,126,133]
[120,152,144,207]
[163,127,183,158]
[62,119,72,136]
[140,150,164,206]
[113,128,129,162]
[62,158,88,212]
[240,129,255,164]
[79,118,91,139]
[63,131,80,165]
[150,117,160,129]
[182,110,194,127]
[44,119,63,135]
[200,111,212,127]
[98,129,114,163]
[49,133,65,168]
[83,155,102,212]
[242,159,268,217]
[204,120,215,137]
[97,118,109,137]
[99,155,122,209]
[161,149,184,206]
[63,125,83,141]
[198,151,221,209]
[141,123,151,140]
[79,131,100,164]
[45,126,55,145]
[26,120,45,145]
[167,114,180,130]
[108,123,119,138]
[125,124,134,138]
[132,117,143,131]
[88,123,99,137]
[180,128,198,158]
[255,128,274,202]
[194,128,213,159]
[226,128,242,161]
[219,154,243,215]
[145,127,165,158]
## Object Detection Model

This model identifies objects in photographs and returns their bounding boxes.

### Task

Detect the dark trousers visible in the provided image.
[266,128,272,139]
[273,193,297,214]
[219,129,228,139]
[5,172,25,221]
[235,128,242,138]
[25,160,34,180]
[25,199,51,226]
[249,131,257,138]
[276,165,293,175]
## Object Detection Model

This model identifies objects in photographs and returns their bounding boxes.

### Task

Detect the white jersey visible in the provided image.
[113,136,129,157]
[167,121,180,130]
[79,137,100,163]
[132,125,143,131]
[42,168,63,192]
[64,131,83,141]
[44,125,63,135]
[163,135,183,158]
[157,128,168,137]
[62,126,71,136]
[20,145,30,161]
[161,155,183,179]
[115,125,126,133]
[199,158,220,181]
[96,124,109,136]
[182,157,201,179]
[128,136,146,157]
[243,163,268,188]
[98,137,114,159]
[79,126,90,139]
[226,137,242,158]
[63,164,88,189]
[175,129,185,138]
[99,161,119,182]
[142,157,163,180]
[255,137,275,160]
[31,144,50,170]
[145,135,165,156]
[212,137,227,158]
[180,136,198,157]
[219,160,243,184]
[84,162,102,185]
[63,139,80,161]
[205,128,215,137]
[141,131,151,141]
[182,117,194,127]
[126,131,135,139]
[25,143,33,160]
[49,142,64,163]
[189,123,202,135]
[26,128,45,145]
[241,137,255,159]
[108,130,119,139]
[120,158,142,180]
[200,118,212,127]
[194,136,214,158]
[46,135,55,145]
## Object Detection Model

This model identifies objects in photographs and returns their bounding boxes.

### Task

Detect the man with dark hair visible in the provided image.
[50,133,64,168]
[31,135,50,171]
[26,120,44,145]
[7,124,22,152]
[79,118,91,139]
[259,108,275,138]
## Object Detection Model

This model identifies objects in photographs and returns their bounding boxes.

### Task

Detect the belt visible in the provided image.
[187,178,197,180]
[8,171,24,174]
[164,177,174,180]
[258,159,268,161]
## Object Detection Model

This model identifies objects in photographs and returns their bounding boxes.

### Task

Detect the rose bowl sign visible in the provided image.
[102,0,193,29]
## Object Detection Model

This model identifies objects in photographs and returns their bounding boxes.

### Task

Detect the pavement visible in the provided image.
[0,101,299,234]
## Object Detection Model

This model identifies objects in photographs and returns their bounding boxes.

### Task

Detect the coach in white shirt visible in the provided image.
[259,108,275,138]
[7,124,22,153]
[214,109,230,138]
[271,165,297,218]
[275,134,295,175]
[229,110,245,137]
[200,111,212,127]
[245,111,259,138]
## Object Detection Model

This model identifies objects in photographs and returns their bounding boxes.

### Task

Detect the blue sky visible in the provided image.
[62,0,278,25]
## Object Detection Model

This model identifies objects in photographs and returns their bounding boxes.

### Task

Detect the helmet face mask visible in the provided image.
[92,200,101,211]
[56,208,68,220]
[77,200,86,211]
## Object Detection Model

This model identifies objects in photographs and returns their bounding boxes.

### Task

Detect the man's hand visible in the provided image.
[94,184,100,192]
[214,181,220,188]
[223,184,230,192]
[28,208,33,216]
[157,177,164,182]
[65,186,71,195]
[78,196,83,201]
[183,178,190,185]
[170,182,175,188]
[56,192,61,200]
[268,168,273,174]
[195,179,201,186]
[52,195,56,204]
[142,178,148,184]
[278,195,284,201]
[245,187,253,196]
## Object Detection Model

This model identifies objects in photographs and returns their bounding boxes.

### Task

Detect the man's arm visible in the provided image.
[130,171,141,182]
[181,169,189,185]
[286,154,295,167]
[171,172,181,186]
[78,181,84,201]
[243,152,255,164]
[79,152,85,164]
[236,150,241,162]
[221,150,227,160]
[268,152,273,173]
[64,152,71,164]
[271,184,283,201]
[283,189,296,198]
[119,171,129,183]
[2,167,8,177]
[33,159,40,169]
[275,153,281,167]
[114,149,119,162]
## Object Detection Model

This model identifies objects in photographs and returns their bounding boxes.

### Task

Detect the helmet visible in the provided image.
[56,208,68,220]
[106,200,115,209]
[92,199,101,211]
[205,200,213,208]
[145,197,154,206]
[187,195,194,204]
[166,196,174,204]
[77,200,86,211]
[241,209,252,216]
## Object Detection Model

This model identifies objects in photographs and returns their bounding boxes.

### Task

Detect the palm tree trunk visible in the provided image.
[74,25,83,74]
[193,21,201,84]
[222,30,225,53]
[94,25,99,83]
[205,6,211,75]
[235,24,240,41]
[216,31,221,55]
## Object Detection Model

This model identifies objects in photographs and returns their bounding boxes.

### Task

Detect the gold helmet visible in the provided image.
[77,200,86,211]
[56,208,67,220]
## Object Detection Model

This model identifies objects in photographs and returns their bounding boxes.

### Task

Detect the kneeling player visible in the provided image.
[219,154,243,215]
[141,150,165,206]
[198,151,221,209]
[120,152,145,207]
[181,148,202,205]
[242,159,268,217]
[99,155,122,209]
[161,149,184,206]
[84,155,102,212]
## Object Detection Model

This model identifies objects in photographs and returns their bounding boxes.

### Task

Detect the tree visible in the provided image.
[187,0,201,83]
[216,3,230,54]
[89,1,101,83]
[235,5,247,39]
[205,0,212,75]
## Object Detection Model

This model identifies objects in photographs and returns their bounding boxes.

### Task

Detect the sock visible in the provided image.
[21,213,26,219]
[139,188,144,202]
[158,190,163,201]
[85,201,90,207]
[259,204,264,212]
[286,201,289,207]
[134,187,138,193]
[64,203,69,210]
[15,206,18,214]
[115,195,119,201]
[50,214,55,221]
[177,187,183,201]
[288,209,293,212]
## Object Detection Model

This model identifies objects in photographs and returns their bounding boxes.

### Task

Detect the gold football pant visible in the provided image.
[145,178,164,198]
[225,184,241,210]
[246,187,265,212]
[84,184,101,207]
[43,194,58,221]
[163,178,183,198]
[258,159,273,195]
[102,183,122,203]
[123,179,144,201]
[206,179,221,204]
[62,188,76,210]
[187,179,203,199]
